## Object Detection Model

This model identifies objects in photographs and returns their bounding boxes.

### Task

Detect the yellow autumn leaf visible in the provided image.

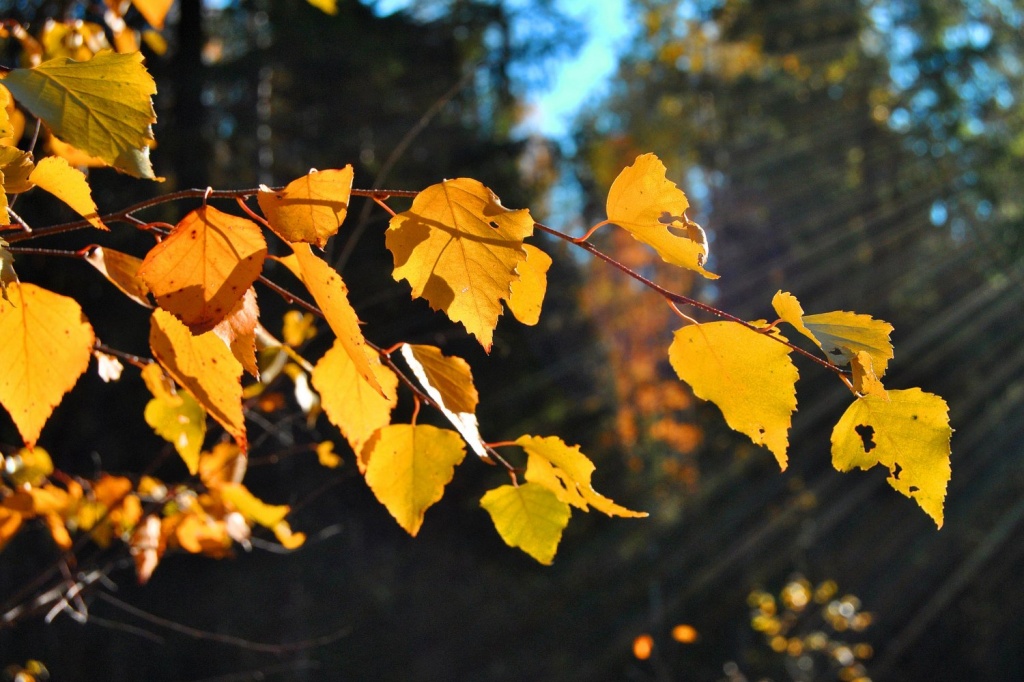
[0,238,17,302]
[668,321,798,468]
[0,283,95,447]
[218,482,290,527]
[2,51,157,178]
[386,178,534,351]
[305,0,338,14]
[4,446,54,487]
[84,246,152,307]
[28,156,106,230]
[311,337,398,459]
[507,243,552,326]
[605,153,717,279]
[316,441,341,468]
[363,424,466,536]
[0,508,23,552]
[831,388,952,527]
[0,145,34,193]
[480,482,571,565]
[517,435,647,518]
[282,310,316,347]
[0,86,10,140]
[149,308,246,448]
[257,167,353,247]
[287,243,384,398]
[141,363,207,475]
[212,287,260,378]
[400,343,487,459]
[131,0,175,29]
[850,350,888,400]
[138,206,267,334]
[47,134,107,168]
[198,442,247,488]
[772,290,894,377]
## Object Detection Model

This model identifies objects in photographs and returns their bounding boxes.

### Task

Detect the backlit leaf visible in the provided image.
[668,321,798,468]
[149,308,245,448]
[305,0,338,14]
[131,0,175,29]
[28,156,106,230]
[772,291,894,377]
[312,337,398,459]
[480,482,571,565]
[4,446,53,487]
[832,388,951,527]
[0,145,35,193]
[517,435,647,517]
[139,206,266,334]
[287,243,384,397]
[0,508,23,552]
[84,246,151,307]
[0,238,18,302]
[363,424,466,536]
[198,442,247,488]
[0,283,95,447]
[282,310,316,347]
[2,51,157,178]
[257,167,353,247]
[386,178,534,351]
[316,441,341,468]
[141,363,206,474]
[605,153,717,278]
[212,287,260,378]
[507,243,552,326]
[850,351,888,400]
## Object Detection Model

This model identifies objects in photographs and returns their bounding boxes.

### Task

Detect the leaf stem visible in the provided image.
[573,218,612,243]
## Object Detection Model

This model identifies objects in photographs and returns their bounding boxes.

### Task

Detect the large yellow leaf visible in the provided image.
[605,153,717,279]
[831,388,952,527]
[385,178,534,351]
[772,290,894,377]
[138,205,267,334]
[257,167,353,247]
[0,283,95,447]
[287,243,384,398]
[311,337,398,460]
[363,424,466,536]
[212,287,260,378]
[84,246,152,307]
[149,308,245,448]
[480,482,571,565]
[668,321,798,468]
[517,435,647,517]
[28,156,106,230]
[2,51,157,178]
[507,243,552,326]
[141,363,207,475]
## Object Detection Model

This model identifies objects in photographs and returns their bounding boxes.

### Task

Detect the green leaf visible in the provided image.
[480,482,571,565]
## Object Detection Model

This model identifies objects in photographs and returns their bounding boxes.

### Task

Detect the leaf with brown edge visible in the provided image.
[149,308,246,449]
[2,51,157,178]
[832,388,951,527]
[517,435,647,518]
[138,205,267,334]
[0,283,95,447]
[668,321,798,469]
[385,178,534,351]
[480,482,570,565]
[312,337,398,460]
[363,424,466,536]
[605,153,717,279]
[28,156,106,230]
[213,287,260,378]
[287,243,384,398]
[84,246,152,307]
[507,243,552,326]
[257,167,353,248]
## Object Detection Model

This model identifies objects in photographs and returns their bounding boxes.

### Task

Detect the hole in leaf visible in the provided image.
[892,462,902,479]
[854,424,876,453]
[829,347,844,356]
[488,220,499,229]
[908,486,919,493]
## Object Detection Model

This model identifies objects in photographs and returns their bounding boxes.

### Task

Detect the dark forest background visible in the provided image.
[1,0,1023,680]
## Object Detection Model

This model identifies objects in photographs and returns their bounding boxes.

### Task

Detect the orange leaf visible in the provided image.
[287,243,384,397]
[138,205,267,334]
[212,287,260,378]
[149,308,246,448]
[0,283,95,447]
[84,246,152,307]
[131,0,175,29]
[28,156,107,230]
[257,167,353,247]
[0,508,23,552]
[507,243,552,326]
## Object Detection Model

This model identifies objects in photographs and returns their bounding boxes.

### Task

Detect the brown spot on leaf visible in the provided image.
[855,424,876,452]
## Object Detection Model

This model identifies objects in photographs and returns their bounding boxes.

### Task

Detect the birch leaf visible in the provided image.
[507,243,552,326]
[84,246,151,307]
[257,167,353,247]
[480,482,571,565]
[28,156,106,230]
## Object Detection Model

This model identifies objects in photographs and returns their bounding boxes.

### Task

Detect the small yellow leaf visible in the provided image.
[507,243,552,326]
[198,442,247,488]
[282,310,316,347]
[143,383,206,475]
[316,441,341,468]
[212,287,260,378]
[28,156,106,230]
[831,388,951,527]
[668,321,798,468]
[480,482,571,565]
[386,178,534,351]
[272,520,306,549]
[0,283,95,447]
[139,206,267,334]
[149,308,246,448]
[606,153,717,278]
[0,145,35,193]
[0,238,18,302]
[84,246,152,307]
[257,167,353,247]
[219,482,290,528]
[850,351,888,400]
[517,435,647,517]
[288,243,384,397]
[2,51,157,178]
[363,424,467,536]
[305,0,338,14]
[312,337,398,457]
[4,446,54,487]
[0,86,11,140]
[131,0,175,29]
